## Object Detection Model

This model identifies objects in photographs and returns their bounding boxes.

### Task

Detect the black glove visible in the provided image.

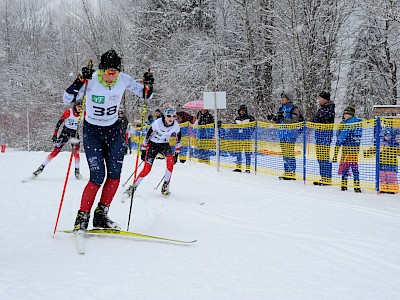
[142,72,154,99]
[143,72,154,85]
[141,150,147,161]
[266,114,276,122]
[81,66,94,80]
[52,135,57,143]
[276,111,284,122]
[173,152,179,164]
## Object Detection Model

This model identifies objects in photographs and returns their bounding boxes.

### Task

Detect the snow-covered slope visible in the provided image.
[1,150,399,300]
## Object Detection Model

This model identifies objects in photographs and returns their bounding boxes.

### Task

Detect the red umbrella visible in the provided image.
[182,100,204,109]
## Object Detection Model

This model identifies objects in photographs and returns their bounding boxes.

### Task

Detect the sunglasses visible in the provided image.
[166,115,177,118]
[102,68,119,76]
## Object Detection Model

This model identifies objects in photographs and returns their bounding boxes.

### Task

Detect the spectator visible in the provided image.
[364,127,400,194]
[332,106,362,193]
[196,109,214,164]
[145,114,154,125]
[0,133,7,153]
[154,109,163,119]
[312,91,335,186]
[176,111,195,163]
[233,104,255,173]
[267,92,302,180]
[177,111,195,124]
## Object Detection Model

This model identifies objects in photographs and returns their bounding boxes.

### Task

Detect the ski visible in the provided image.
[61,229,197,244]
[21,175,38,183]
[74,231,86,255]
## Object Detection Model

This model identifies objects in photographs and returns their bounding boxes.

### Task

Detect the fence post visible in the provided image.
[375,118,381,193]
[302,121,307,183]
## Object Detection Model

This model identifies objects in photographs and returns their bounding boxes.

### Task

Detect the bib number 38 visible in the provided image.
[93,105,117,116]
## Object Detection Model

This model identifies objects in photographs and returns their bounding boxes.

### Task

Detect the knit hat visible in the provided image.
[343,106,355,115]
[238,104,248,114]
[319,91,330,101]
[98,49,121,71]
[281,92,293,101]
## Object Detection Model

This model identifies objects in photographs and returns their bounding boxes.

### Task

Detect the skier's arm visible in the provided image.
[64,76,86,104]
[121,73,153,100]
[142,126,154,147]
[53,110,70,139]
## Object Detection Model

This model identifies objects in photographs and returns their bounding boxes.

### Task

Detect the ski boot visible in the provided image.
[74,168,82,180]
[33,165,45,177]
[73,210,90,232]
[93,203,120,230]
[161,181,170,196]
[124,184,137,198]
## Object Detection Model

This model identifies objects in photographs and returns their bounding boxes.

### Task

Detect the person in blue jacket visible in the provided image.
[233,104,255,173]
[332,106,362,192]
[312,91,335,185]
[267,92,303,180]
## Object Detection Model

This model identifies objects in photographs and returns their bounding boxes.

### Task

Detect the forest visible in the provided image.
[0,0,399,150]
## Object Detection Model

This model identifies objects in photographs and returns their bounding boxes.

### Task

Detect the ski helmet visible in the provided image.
[99,49,122,71]
[164,106,177,116]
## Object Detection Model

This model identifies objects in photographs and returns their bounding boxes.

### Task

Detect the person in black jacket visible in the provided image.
[312,91,335,185]
[233,104,255,173]
[196,109,215,163]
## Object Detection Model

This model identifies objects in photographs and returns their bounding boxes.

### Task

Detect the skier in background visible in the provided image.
[31,100,83,179]
[63,49,153,232]
[125,106,181,196]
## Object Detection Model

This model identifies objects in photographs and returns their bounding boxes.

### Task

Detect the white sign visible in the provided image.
[203,92,226,109]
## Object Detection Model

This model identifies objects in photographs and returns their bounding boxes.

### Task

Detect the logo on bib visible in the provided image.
[92,95,105,104]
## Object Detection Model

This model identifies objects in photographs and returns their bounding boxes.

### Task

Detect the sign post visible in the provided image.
[203,92,226,171]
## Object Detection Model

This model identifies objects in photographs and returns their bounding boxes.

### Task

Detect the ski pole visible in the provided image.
[122,160,143,187]
[154,175,165,190]
[53,60,92,236]
[127,68,152,231]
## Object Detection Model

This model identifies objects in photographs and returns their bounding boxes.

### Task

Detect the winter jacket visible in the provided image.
[276,102,302,141]
[197,110,214,125]
[336,116,363,147]
[234,109,255,140]
[312,102,335,145]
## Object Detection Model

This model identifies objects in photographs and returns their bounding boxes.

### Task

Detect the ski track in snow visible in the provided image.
[1,151,400,300]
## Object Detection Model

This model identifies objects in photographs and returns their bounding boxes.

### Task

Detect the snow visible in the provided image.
[1,150,400,300]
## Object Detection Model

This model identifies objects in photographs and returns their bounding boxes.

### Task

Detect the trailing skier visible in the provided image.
[31,100,84,179]
[125,106,181,197]
[63,49,154,232]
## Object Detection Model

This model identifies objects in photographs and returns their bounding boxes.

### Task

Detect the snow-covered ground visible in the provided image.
[1,150,400,300]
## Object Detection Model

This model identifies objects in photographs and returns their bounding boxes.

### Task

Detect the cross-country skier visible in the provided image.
[31,100,84,179]
[125,106,181,196]
[63,49,154,232]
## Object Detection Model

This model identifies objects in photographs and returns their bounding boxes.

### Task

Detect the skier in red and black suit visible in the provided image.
[125,106,182,196]
[31,100,84,179]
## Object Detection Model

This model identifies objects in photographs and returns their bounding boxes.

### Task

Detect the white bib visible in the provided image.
[64,109,79,130]
[149,118,180,144]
